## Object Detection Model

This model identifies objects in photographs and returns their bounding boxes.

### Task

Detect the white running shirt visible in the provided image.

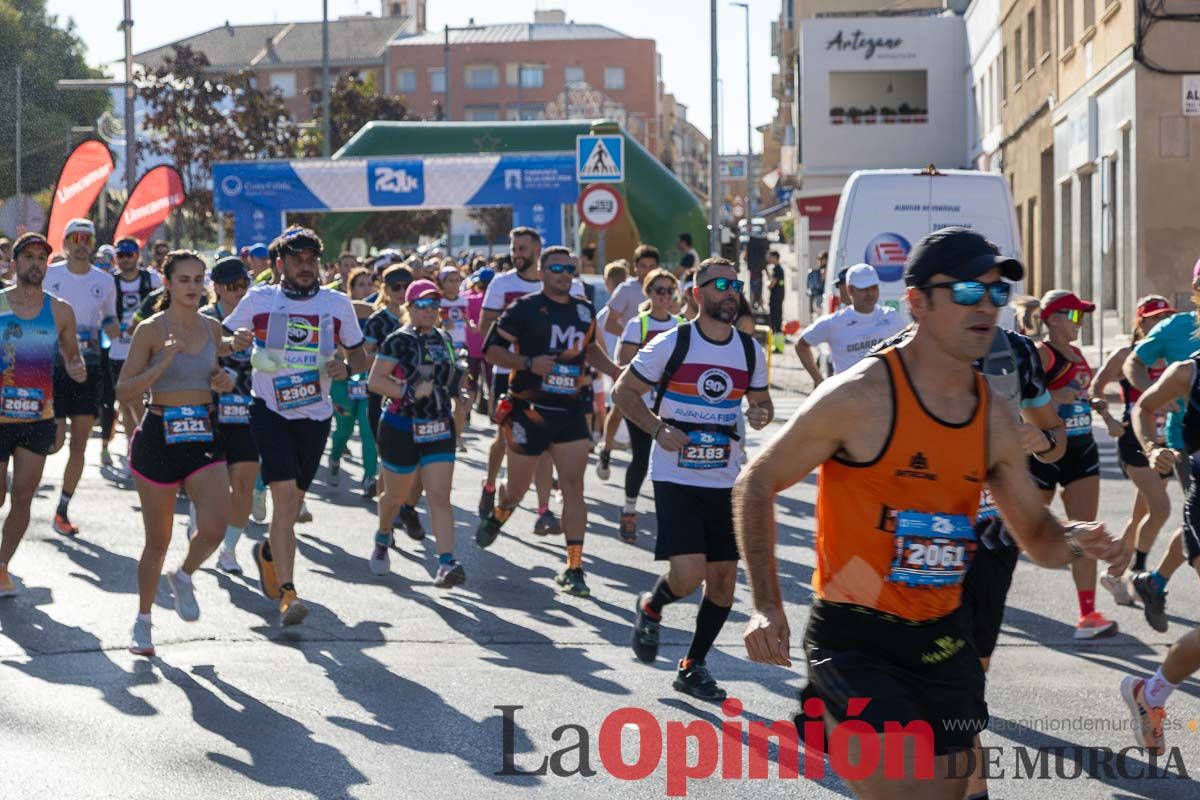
[45,263,117,363]
[800,305,905,374]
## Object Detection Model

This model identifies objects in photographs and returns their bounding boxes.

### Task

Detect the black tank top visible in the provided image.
[1182,357,1200,454]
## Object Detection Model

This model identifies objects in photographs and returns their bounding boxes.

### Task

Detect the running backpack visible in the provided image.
[114,269,155,322]
[980,329,1022,419]
[651,321,758,414]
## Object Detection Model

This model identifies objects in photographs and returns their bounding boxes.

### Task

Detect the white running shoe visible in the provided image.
[1100,573,1135,607]
[369,543,390,576]
[297,501,313,523]
[217,548,242,575]
[251,488,268,523]
[129,617,154,657]
[166,570,200,622]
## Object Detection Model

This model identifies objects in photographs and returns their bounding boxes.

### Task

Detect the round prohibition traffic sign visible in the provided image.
[577,184,624,230]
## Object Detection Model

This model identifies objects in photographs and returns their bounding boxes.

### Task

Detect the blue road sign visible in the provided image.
[576,135,624,183]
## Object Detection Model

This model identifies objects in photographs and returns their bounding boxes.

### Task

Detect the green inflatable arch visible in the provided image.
[318,119,708,260]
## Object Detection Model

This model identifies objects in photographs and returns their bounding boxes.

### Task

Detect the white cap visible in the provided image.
[64,218,95,238]
[846,263,879,289]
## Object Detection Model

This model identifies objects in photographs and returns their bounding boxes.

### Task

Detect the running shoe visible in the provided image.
[1100,573,1135,607]
[1074,611,1119,639]
[279,589,309,626]
[555,567,590,597]
[457,438,468,453]
[596,449,611,481]
[1131,572,1169,633]
[631,592,660,663]
[673,659,727,702]
[216,548,242,575]
[328,457,341,486]
[361,478,377,499]
[129,618,155,657]
[252,541,281,600]
[166,570,200,622]
[369,533,391,576]
[434,561,467,588]
[100,446,113,468]
[0,565,18,597]
[619,513,638,544]
[534,509,561,537]
[475,515,502,549]
[397,505,425,541]
[478,483,496,518]
[1120,676,1167,756]
[251,488,268,523]
[297,501,313,523]
[52,514,79,537]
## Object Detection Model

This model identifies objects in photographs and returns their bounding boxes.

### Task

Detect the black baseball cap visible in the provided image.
[834,267,849,286]
[278,228,323,257]
[211,256,251,285]
[904,227,1024,287]
[384,266,414,290]
[12,232,51,258]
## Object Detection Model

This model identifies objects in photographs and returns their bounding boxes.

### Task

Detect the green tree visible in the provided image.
[0,1,110,198]
[302,70,412,156]
[468,207,513,256]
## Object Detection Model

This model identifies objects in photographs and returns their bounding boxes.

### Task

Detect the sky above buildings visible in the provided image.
[48,0,778,155]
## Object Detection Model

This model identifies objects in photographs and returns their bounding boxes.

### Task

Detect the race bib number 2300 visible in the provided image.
[274,370,322,411]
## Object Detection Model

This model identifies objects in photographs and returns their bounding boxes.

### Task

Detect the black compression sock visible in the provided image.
[645,574,679,617]
[685,598,733,664]
[57,492,72,516]
[279,582,295,593]
[1134,549,1149,572]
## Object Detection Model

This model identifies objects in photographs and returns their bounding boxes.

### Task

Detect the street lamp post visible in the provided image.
[731,1,754,218]
[443,22,484,122]
[708,0,720,256]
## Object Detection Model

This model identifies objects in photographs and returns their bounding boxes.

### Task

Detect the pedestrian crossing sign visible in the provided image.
[576,135,624,183]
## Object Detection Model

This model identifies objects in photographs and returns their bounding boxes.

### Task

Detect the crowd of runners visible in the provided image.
[0,218,1196,797]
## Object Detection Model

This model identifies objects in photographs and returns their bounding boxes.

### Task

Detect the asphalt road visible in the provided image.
[1,399,1199,799]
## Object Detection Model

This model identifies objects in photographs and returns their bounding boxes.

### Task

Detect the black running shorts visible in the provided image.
[249,399,331,491]
[651,480,738,562]
[130,410,226,486]
[1028,435,1099,490]
[0,419,56,459]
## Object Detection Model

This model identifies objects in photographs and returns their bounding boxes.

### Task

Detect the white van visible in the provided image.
[824,167,1022,322]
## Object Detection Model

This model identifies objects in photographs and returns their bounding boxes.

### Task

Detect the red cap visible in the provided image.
[1040,290,1096,320]
[1136,296,1175,320]
[405,279,440,304]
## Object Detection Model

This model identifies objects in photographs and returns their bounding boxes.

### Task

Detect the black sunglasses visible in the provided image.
[648,285,675,296]
[699,277,744,294]
[920,280,1012,307]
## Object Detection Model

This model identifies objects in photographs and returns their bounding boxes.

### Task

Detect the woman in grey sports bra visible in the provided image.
[115,250,249,658]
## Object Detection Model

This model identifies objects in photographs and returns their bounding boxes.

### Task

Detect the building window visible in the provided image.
[270,71,296,98]
[519,65,545,89]
[1000,47,1008,99]
[464,105,500,121]
[1014,27,1023,86]
[565,65,585,87]
[465,65,499,90]
[827,70,927,124]
[1063,0,1075,45]
[1027,11,1036,72]
[507,104,546,121]
[1041,0,1051,55]
[1083,0,1095,29]
[429,68,445,93]
[395,68,416,93]
[604,67,625,90]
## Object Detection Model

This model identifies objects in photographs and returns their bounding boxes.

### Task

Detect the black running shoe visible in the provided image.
[555,567,590,597]
[1131,571,1169,633]
[478,484,496,518]
[397,505,425,541]
[596,449,611,481]
[476,515,503,548]
[673,659,726,702]
[631,592,660,664]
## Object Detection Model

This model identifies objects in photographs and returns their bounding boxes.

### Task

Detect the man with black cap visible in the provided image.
[222,227,370,625]
[100,237,161,472]
[735,227,1126,796]
[0,233,89,597]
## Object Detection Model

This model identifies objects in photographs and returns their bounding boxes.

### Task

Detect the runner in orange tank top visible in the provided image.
[734,228,1126,799]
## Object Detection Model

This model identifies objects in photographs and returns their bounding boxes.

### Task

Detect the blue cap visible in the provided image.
[248,243,269,258]
[115,238,140,255]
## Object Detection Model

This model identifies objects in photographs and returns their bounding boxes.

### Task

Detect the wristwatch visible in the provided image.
[1063,523,1085,559]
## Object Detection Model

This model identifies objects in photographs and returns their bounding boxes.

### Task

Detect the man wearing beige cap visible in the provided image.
[794,263,904,385]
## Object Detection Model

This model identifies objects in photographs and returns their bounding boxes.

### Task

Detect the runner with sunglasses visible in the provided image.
[1032,290,1119,639]
[368,280,465,585]
[736,228,1125,795]
[1090,296,1176,610]
[222,228,369,626]
[610,269,684,543]
[44,218,119,536]
[199,257,256,574]
[0,233,89,598]
[616,258,772,700]
[118,251,248,656]
[477,246,620,597]
[99,238,161,475]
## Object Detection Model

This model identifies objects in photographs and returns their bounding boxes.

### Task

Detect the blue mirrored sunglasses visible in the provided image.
[700,277,744,294]
[545,262,577,275]
[410,297,441,310]
[920,280,1011,307]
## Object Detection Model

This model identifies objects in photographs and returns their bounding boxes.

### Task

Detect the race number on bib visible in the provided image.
[887,511,976,588]
[217,394,252,425]
[273,370,322,411]
[348,377,368,400]
[543,363,581,395]
[163,405,214,444]
[677,431,731,470]
[1061,401,1092,437]
[413,417,452,443]
[1,387,45,420]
